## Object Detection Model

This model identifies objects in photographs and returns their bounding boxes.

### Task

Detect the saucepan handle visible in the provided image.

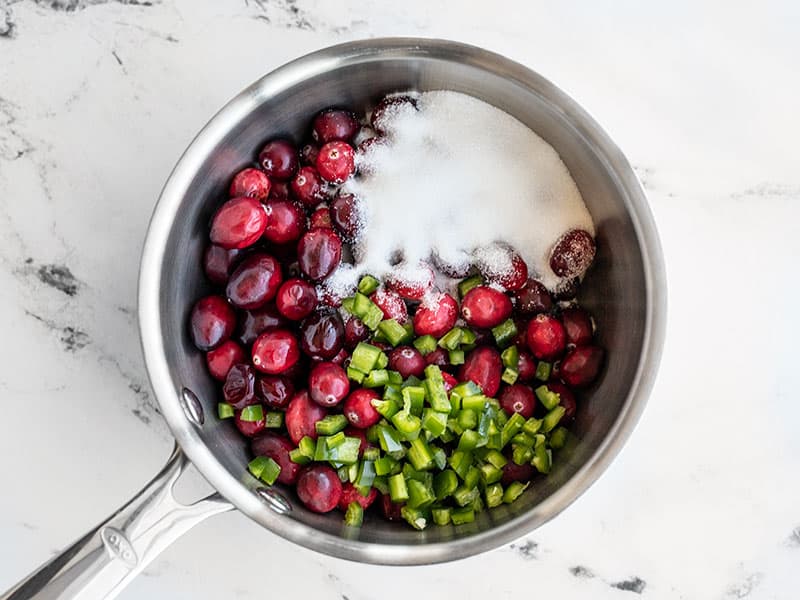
[1,444,233,600]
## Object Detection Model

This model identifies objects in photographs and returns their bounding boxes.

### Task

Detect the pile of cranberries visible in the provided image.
[189,97,603,529]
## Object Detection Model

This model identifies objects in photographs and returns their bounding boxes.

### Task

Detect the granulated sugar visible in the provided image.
[327,90,594,297]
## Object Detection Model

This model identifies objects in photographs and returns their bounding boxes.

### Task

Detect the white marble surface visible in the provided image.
[1,1,799,598]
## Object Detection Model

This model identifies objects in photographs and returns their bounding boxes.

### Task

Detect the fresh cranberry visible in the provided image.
[310,206,333,229]
[285,390,327,444]
[461,286,513,329]
[210,197,267,249]
[371,95,418,135]
[517,350,537,381]
[297,465,342,513]
[380,494,404,521]
[203,245,241,285]
[547,381,577,422]
[206,340,245,381]
[413,293,458,338]
[257,375,294,409]
[316,286,342,308]
[300,312,345,359]
[251,432,301,485]
[316,141,355,184]
[222,363,257,409]
[258,139,298,181]
[331,348,349,365]
[388,346,426,378]
[190,295,236,350]
[234,408,265,437]
[550,229,596,278]
[262,199,305,244]
[477,245,529,292]
[344,426,369,455]
[425,347,449,368]
[431,249,472,279]
[553,278,579,301]
[268,180,291,200]
[290,166,327,207]
[442,372,457,392]
[387,263,435,301]
[459,346,502,397]
[501,461,534,485]
[300,143,319,165]
[560,346,604,387]
[499,384,536,418]
[342,388,381,429]
[338,483,377,511]
[236,304,286,346]
[344,316,369,348]
[251,329,300,374]
[330,194,361,241]
[312,109,359,143]
[515,279,553,315]
[371,289,409,323]
[275,278,317,320]
[561,307,593,347]
[229,167,271,200]
[527,314,566,361]
[513,318,528,348]
[226,253,283,310]
[308,361,350,407]
[297,228,342,281]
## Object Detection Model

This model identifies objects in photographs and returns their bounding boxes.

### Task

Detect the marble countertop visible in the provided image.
[1,1,798,599]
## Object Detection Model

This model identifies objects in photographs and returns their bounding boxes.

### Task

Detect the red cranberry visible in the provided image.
[316,286,342,308]
[190,295,236,350]
[300,143,319,165]
[331,348,349,365]
[236,304,286,346]
[222,363,257,409]
[309,206,333,229]
[387,263,435,301]
[330,194,362,241]
[300,312,345,359]
[209,197,267,250]
[258,139,298,181]
[257,375,294,409]
[560,346,604,387]
[502,461,534,485]
[459,346,502,397]
[262,199,305,244]
[561,307,593,347]
[550,229,596,278]
[342,388,381,429]
[268,180,291,200]
[203,245,241,285]
[425,347,449,368]
[285,390,327,444]
[371,95,418,135]
[431,249,472,279]
[338,483,378,511]
[316,141,355,184]
[499,384,536,418]
[461,286,513,329]
[234,408,266,437]
[229,167,271,200]
[291,166,327,207]
[344,316,369,348]
[226,253,283,310]
[371,289,409,323]
[297,228,342,281]
[476,245,529,292]
[515,279,553,315]
[388,346,426,378]
[527,314,567,361]
[513,318,528,348]
[251,432,301,485]
[547,381,577,422]
[380,494,404,521]
[312,109,359,143]
[553,278,580,301]
[206,340,245,381]
[297,465,342,514]
[251,329,300,374]
[442,372,457,392]
[308,361,350,407]
[413,293,458,338]
[517,350,537,381]
[276,278,317,320]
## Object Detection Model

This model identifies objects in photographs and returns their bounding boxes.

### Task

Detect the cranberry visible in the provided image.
[476,245,529,292]
[190,295,236,350]
[206,340,245,381]
[388,346,426,378]
[275,278,317,320]
[461,286,513,329]
[371,95,418,135]
[442,372,457,392]
[380,494,404,521]
[316,141,355,184]
[258,139,298,181]
[209,197,267,250]
[203,245,241,285]
[300,143,319,165]
[517,350,537,381]
[459,346,502,397]
[550,229,596,278]
[229,167,271,200]
[342,388,381,429]
[425,347,449,368]
[413,293,458,338]
[234,408,266,437]
[499,384,536,418]
[291,166,327,207]
[330,194,362,241]
[251,329,300,374]
[547,381,577,422]
[515,279,553,315]
[527,314,567,361]
[300,312,345,359]
[338,483,377,511]
[285,390,327,444]
[561,307,593,347]
[513,318,528,348]
[312,109,359,143]
[309,206,333,229]
[226,253,283,310]
[371,289,408,323]
[331,348,349,365]
[268,180,291,200]
[251,432,301,485]
[236,304,286,346]
[344,316,369,348]
[431,249,472,279]
[257,375,294,409]
[297,228,342,281]
[560,345,604,387]
[387,263,435,301]
[262,199,305,244]
[501,461,535,485]
[553,278,579,301]
[222,363,257,409]
[316,286,342,308]
[297,466,343,514]
[308,361,350,407]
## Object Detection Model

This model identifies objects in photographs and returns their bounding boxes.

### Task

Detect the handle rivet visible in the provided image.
[180,388,205,426]
[256,487,291,514]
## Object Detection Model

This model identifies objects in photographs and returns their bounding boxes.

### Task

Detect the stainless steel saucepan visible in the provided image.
[2,38,666,600]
